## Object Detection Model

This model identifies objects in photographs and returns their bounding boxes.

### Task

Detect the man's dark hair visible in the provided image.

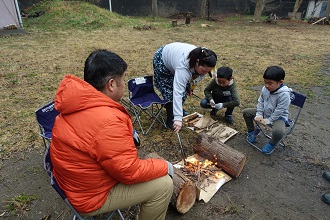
[263,66,285,82]
[84,49,127,91]
[217,66,233,80]
[188,47,217,69]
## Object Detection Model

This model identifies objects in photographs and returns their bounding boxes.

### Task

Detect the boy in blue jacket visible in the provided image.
[243,66,292,154]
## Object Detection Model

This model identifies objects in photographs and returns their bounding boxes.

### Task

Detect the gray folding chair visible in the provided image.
[247,91,307,154]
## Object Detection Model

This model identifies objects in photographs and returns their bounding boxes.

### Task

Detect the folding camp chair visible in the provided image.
[43,147,125,220]
[247,91,307,154]
[127,75,169,135]
[35,101,59,149]
[37,102,125,219]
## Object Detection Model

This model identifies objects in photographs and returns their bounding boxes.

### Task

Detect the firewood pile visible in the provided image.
[183,112,238,143]
[3,24,18,30]
[266,13,279,23]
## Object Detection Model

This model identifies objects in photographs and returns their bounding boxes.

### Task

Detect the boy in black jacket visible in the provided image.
[200,66,240,124]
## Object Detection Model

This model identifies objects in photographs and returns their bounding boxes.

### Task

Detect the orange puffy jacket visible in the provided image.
[50,75,168,213]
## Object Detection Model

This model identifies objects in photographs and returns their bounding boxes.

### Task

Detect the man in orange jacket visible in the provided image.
[50,49,174,219]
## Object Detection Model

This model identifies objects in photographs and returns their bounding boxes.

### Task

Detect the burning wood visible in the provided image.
[176,155,222,182]
[193,133,246,178]
[145,133,246,213]
[174,154,232,203]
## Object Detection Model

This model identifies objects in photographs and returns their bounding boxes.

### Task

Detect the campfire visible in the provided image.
[146,133,246,214]
[175,154,231,198]
[177,155,222,181]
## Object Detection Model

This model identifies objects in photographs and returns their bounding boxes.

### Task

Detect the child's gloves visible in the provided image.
[166,161,174,178]
[214,103,223,110]
[133,129,140,148]
[260,119,270,125]
[254,115,263,122]
[209,99,216,108]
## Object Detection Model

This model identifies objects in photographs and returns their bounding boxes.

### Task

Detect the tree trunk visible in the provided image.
[290,0,303,20]
[253,0,266,22]
[192,133,246,178]
[152,0,158,18]
[145,152,196,214]
[199,0,207,19]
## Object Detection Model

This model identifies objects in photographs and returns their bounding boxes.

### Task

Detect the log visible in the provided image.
[145,152,196,214]
[183,112,198,122]
[192,133,246,178]
[188,117,200,127]
[311,17,326,25]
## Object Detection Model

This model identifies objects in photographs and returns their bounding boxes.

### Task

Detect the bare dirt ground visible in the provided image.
[1,83,329,220]
[1,11,330,219]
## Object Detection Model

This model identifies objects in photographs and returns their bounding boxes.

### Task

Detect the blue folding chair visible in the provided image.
[37,102,125,220]
[35,101,59,149]
[247,91,307,154]
[127,75,169,135]
[43,147,125,220]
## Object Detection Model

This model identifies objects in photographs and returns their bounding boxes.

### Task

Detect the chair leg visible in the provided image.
[105,210,124,220]
[117,210,125,220]
[131,103,168,135]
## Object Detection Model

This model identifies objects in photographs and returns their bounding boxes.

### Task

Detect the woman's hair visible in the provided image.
[84,49,127,91]
[188,47,217,69]
[263,66,285,82]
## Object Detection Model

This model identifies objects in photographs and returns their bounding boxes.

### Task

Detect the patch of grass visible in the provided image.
[224,14,256,22]
[1,0,330,158]
[222,204,240,215]
[4,194,37,215]
[24,0,139,31]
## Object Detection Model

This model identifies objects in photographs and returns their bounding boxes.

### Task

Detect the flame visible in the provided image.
[183,155,222,179]
[214,171,225,179]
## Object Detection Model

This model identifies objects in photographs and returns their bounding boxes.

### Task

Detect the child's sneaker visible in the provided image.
[261,142,276,155]
[210,109,217,116]
[247,127,260,143]
[225,115,234,124]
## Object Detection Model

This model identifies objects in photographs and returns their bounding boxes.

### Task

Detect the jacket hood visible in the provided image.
[273,84,292,94]
[215,78,235,87]
[54,74,125,115]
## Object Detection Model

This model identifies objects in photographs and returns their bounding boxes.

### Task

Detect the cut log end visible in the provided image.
[176,181,196,214]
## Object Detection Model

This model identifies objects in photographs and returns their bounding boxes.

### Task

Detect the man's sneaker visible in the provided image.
[322,171,330,182]
[210,109,217,116]
[261,142,276,155]
[322,193,330,205]
[225,115,234,124]
[247,127,261,143]
[183,109,190,117]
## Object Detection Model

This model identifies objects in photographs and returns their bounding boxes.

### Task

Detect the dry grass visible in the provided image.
[1,2,330,159]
